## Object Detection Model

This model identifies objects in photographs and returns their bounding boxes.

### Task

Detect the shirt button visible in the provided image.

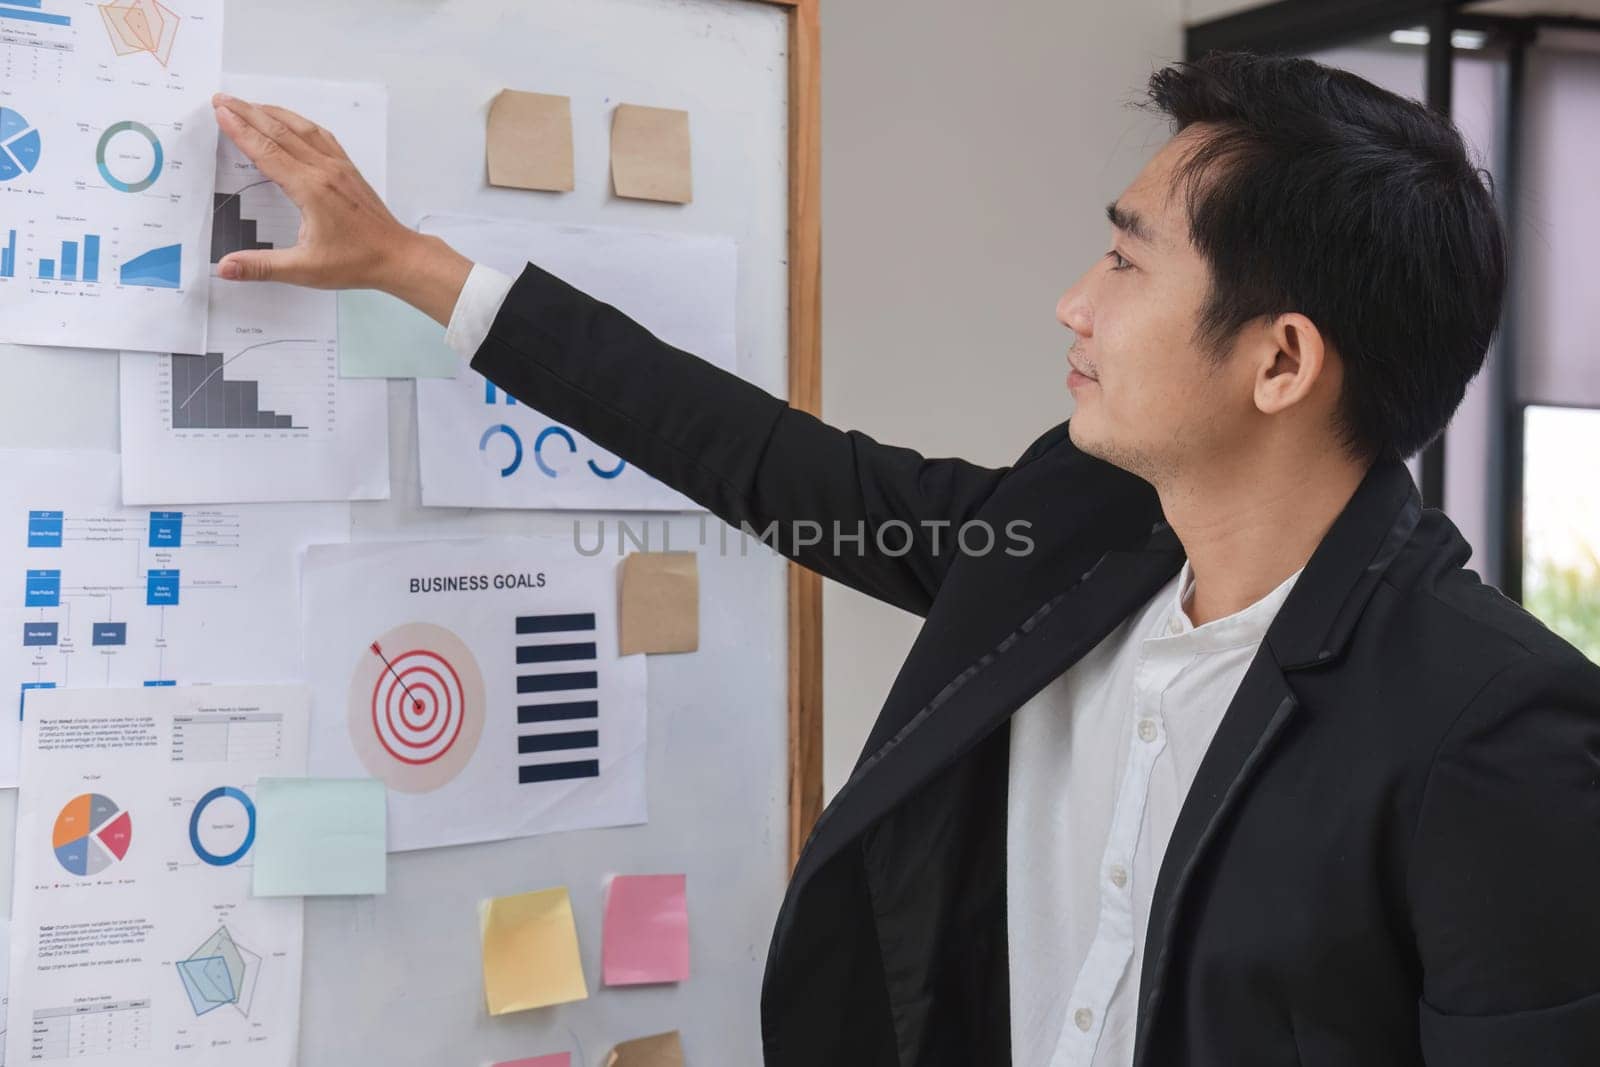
[1109,864,1128,888]
[1074,1008,1094,1031]
[1137,719,1158,742]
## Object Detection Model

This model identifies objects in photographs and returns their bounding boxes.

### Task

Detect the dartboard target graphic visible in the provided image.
[347,622,485,793]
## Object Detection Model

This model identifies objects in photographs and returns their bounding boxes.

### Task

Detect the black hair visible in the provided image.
[1144,51,1506,462]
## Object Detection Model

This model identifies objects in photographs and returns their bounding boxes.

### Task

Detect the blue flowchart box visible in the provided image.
[146,570,180,606]
[24,569,60,607]
[148,512,183,548]
[27,512,63,548]
[19,681,55,720]
[144,679,176,687]
[92,622,127,646]
[22,622,58,646]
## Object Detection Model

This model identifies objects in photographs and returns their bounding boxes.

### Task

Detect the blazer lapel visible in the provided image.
[784,538,1186,904]
[1130,456,1423,1066]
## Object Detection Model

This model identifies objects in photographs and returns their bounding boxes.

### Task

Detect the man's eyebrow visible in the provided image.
[1105,201,1155,245]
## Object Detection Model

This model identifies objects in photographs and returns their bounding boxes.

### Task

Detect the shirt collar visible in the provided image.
[1149,558,1305,655]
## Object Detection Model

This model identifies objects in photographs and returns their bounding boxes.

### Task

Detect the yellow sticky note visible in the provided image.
[610,104,692,204]
[480,887,589,1014]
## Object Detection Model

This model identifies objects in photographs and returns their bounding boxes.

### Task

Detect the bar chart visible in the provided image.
[1,228,16,278]
[169,353,302,430]
[35,232,101,282]
[210,190,275,263]
[158,335,336,437]
[0,0,73,29]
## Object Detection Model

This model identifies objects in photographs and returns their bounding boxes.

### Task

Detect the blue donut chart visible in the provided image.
[188,786,256,867]
[96,120,164,193]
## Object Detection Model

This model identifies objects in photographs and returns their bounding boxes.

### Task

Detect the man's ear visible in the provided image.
[1253,313,1330,416]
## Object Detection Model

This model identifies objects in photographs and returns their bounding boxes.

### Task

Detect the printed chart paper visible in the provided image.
[0,449,349,786]
[118,75,391,504]
[4,685,308,1067]
[302,536,648,852]
[119,278,391,503]
[0,0,223,351]
[415,215,737,512]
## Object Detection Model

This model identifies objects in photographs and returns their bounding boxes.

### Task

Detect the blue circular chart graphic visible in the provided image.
[189,786,256,866]
[0,107,42,183]
[96,120,164,193]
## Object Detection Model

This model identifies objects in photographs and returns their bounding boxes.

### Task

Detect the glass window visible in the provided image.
[1522,404,1600,664]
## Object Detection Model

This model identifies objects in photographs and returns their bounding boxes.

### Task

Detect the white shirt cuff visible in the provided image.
[443,262,518,359]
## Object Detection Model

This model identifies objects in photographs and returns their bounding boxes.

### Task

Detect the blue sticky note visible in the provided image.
[251,777,388,897]
[338,289,460,379]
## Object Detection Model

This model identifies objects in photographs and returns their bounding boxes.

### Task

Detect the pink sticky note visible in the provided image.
[602,874,690,986]
[493,1055,570,1067]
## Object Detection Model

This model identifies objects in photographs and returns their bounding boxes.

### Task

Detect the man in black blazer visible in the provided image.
[211,50,1599,1067]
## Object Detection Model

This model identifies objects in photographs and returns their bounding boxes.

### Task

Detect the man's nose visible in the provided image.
[1056,275,1093,335]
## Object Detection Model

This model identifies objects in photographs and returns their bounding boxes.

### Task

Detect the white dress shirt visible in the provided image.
[1009,558,1302,1067]
[444,262,517,358]
[443,261,1304,1066]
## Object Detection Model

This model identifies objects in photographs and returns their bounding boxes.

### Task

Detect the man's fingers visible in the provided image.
[213,103,310,197]
[216,247,310,285]
[257,104,350,163]
[212,94,321,166]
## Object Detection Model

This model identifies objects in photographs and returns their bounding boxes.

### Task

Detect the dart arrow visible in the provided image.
[370,641,426,713]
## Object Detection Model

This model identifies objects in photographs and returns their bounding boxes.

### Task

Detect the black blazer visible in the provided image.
[472,262,1600,1067]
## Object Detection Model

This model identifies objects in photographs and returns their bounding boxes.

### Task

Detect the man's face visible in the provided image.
[1057,127,1261,484]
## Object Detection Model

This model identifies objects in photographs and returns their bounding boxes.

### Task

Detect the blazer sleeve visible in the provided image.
[1409,652,1600,1065]
[468,262,1064,616]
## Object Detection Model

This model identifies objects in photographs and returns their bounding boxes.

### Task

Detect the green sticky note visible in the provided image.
[338,288,460,378]
[252,777,388,896]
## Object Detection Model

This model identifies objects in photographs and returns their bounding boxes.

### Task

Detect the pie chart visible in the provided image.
[53,793,133,877]
[0,107,42,183]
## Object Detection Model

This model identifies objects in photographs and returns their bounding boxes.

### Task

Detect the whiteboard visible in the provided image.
[0,0,794,1062]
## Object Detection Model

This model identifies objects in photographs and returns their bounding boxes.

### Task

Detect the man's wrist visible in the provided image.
[378,232,474,326]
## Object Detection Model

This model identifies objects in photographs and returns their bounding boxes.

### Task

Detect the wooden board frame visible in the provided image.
[736,0,822,870]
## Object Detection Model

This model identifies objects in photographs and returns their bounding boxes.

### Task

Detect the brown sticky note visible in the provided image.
[610,104,692,204]
[487,89,575,192]
[619,552,699,655]
[603,1031,684,1067]
[479,887,589,1014]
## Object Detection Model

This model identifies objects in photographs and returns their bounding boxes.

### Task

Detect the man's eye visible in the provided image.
[1105,249,1133,272]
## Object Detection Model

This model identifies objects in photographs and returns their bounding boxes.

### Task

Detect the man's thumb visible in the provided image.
[217,249,288,282]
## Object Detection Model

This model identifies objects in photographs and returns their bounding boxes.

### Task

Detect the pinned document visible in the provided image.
[618,552,699,655]
[251,777,388,897]
[487,89,575,192]
[480,887,589,1014]
[610,104,692,203]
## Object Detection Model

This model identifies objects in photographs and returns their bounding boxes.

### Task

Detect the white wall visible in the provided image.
[1184,0,1272,23]
[819,1,1184,795]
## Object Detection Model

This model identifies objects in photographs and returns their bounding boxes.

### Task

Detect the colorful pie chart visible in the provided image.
[52,792,133,877]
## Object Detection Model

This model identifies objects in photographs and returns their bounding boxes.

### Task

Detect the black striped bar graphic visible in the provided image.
[516,613,596,634]
[518,730,599,753]
[517,671,598,694]
[518,701,598,724]
[519,760,600,784]
[516,642,596,664]
[516,612,602,786]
